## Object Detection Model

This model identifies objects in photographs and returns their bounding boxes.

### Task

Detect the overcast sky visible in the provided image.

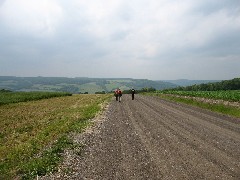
[0,0,240,80]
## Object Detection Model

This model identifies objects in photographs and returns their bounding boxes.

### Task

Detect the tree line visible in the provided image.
[168,78,240,91]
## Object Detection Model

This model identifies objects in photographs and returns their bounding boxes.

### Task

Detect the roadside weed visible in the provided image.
[0,94,111,179]
[147,93,240,118]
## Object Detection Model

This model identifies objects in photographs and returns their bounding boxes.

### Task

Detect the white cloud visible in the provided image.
[185,8,240,48]
[0,0,63,37]
[0,0,240,80]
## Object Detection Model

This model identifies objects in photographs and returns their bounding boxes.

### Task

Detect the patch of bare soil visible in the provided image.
[41,95,240,180]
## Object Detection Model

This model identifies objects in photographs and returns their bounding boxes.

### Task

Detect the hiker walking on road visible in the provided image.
[131,88,135,100]
[117,88,122,102]
[114,89,118,101]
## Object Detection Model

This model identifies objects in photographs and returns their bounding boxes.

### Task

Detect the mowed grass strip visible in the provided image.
[0,94,111,179]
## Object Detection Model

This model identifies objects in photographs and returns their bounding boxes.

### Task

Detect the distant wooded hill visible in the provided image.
[0,76,177,94]
[162,79,221,87]
[170,78,240,91]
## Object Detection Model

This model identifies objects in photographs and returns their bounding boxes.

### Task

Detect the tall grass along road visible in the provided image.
[43,94,240,179]
[0,94,111,179]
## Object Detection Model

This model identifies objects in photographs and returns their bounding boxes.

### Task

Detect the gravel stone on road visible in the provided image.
[41,94,240,180]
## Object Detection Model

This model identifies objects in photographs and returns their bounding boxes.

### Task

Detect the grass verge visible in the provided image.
[0,94,112,179]
[19,135,73,179]
[145,93,240,118]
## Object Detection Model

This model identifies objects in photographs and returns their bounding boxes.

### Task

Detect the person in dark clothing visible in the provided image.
[131,88,135,100]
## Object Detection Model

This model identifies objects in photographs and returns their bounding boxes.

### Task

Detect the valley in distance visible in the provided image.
[0,76,222,94]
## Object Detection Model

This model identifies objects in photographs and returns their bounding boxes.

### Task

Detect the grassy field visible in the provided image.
[0,94,112,179]
[78,82,105,94]
[0,91,72,105]
[145,90,240,118]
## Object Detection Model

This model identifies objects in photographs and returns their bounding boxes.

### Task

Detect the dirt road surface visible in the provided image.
[43,95,240,180]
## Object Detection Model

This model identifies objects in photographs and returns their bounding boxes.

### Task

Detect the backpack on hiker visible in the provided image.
[118,90,122,96]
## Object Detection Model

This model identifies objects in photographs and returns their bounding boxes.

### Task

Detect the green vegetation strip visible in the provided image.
[0,94,112,179]
[0,91,72,105]
[161,90,240,102]
[145,93,240,118]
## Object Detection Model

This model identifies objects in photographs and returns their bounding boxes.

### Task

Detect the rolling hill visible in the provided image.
[161,79,221,87]
[0,76,177,94]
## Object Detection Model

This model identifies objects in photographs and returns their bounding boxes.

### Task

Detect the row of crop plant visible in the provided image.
[0,91,72,105]
[160,90,240,102]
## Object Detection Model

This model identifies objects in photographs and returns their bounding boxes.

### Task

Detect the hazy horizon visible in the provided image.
[0,75,233,81]
[1,0,240,80]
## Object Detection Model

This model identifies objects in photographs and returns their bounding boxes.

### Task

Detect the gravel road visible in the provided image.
[42,94,240,180]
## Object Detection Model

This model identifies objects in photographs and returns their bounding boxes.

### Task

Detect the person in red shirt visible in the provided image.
[114,89,118,101]
[117,88,122,102]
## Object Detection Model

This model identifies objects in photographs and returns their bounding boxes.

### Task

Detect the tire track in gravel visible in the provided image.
[42,94,240,180]
[135,96,239,177]
[133,95,240,178]
[137,96,240,157]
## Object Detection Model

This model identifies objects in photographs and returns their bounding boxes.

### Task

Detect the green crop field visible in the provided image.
[78,82,105,94]
[0,91,72,105]
[0,93,111,179]
[160,90,240,102]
